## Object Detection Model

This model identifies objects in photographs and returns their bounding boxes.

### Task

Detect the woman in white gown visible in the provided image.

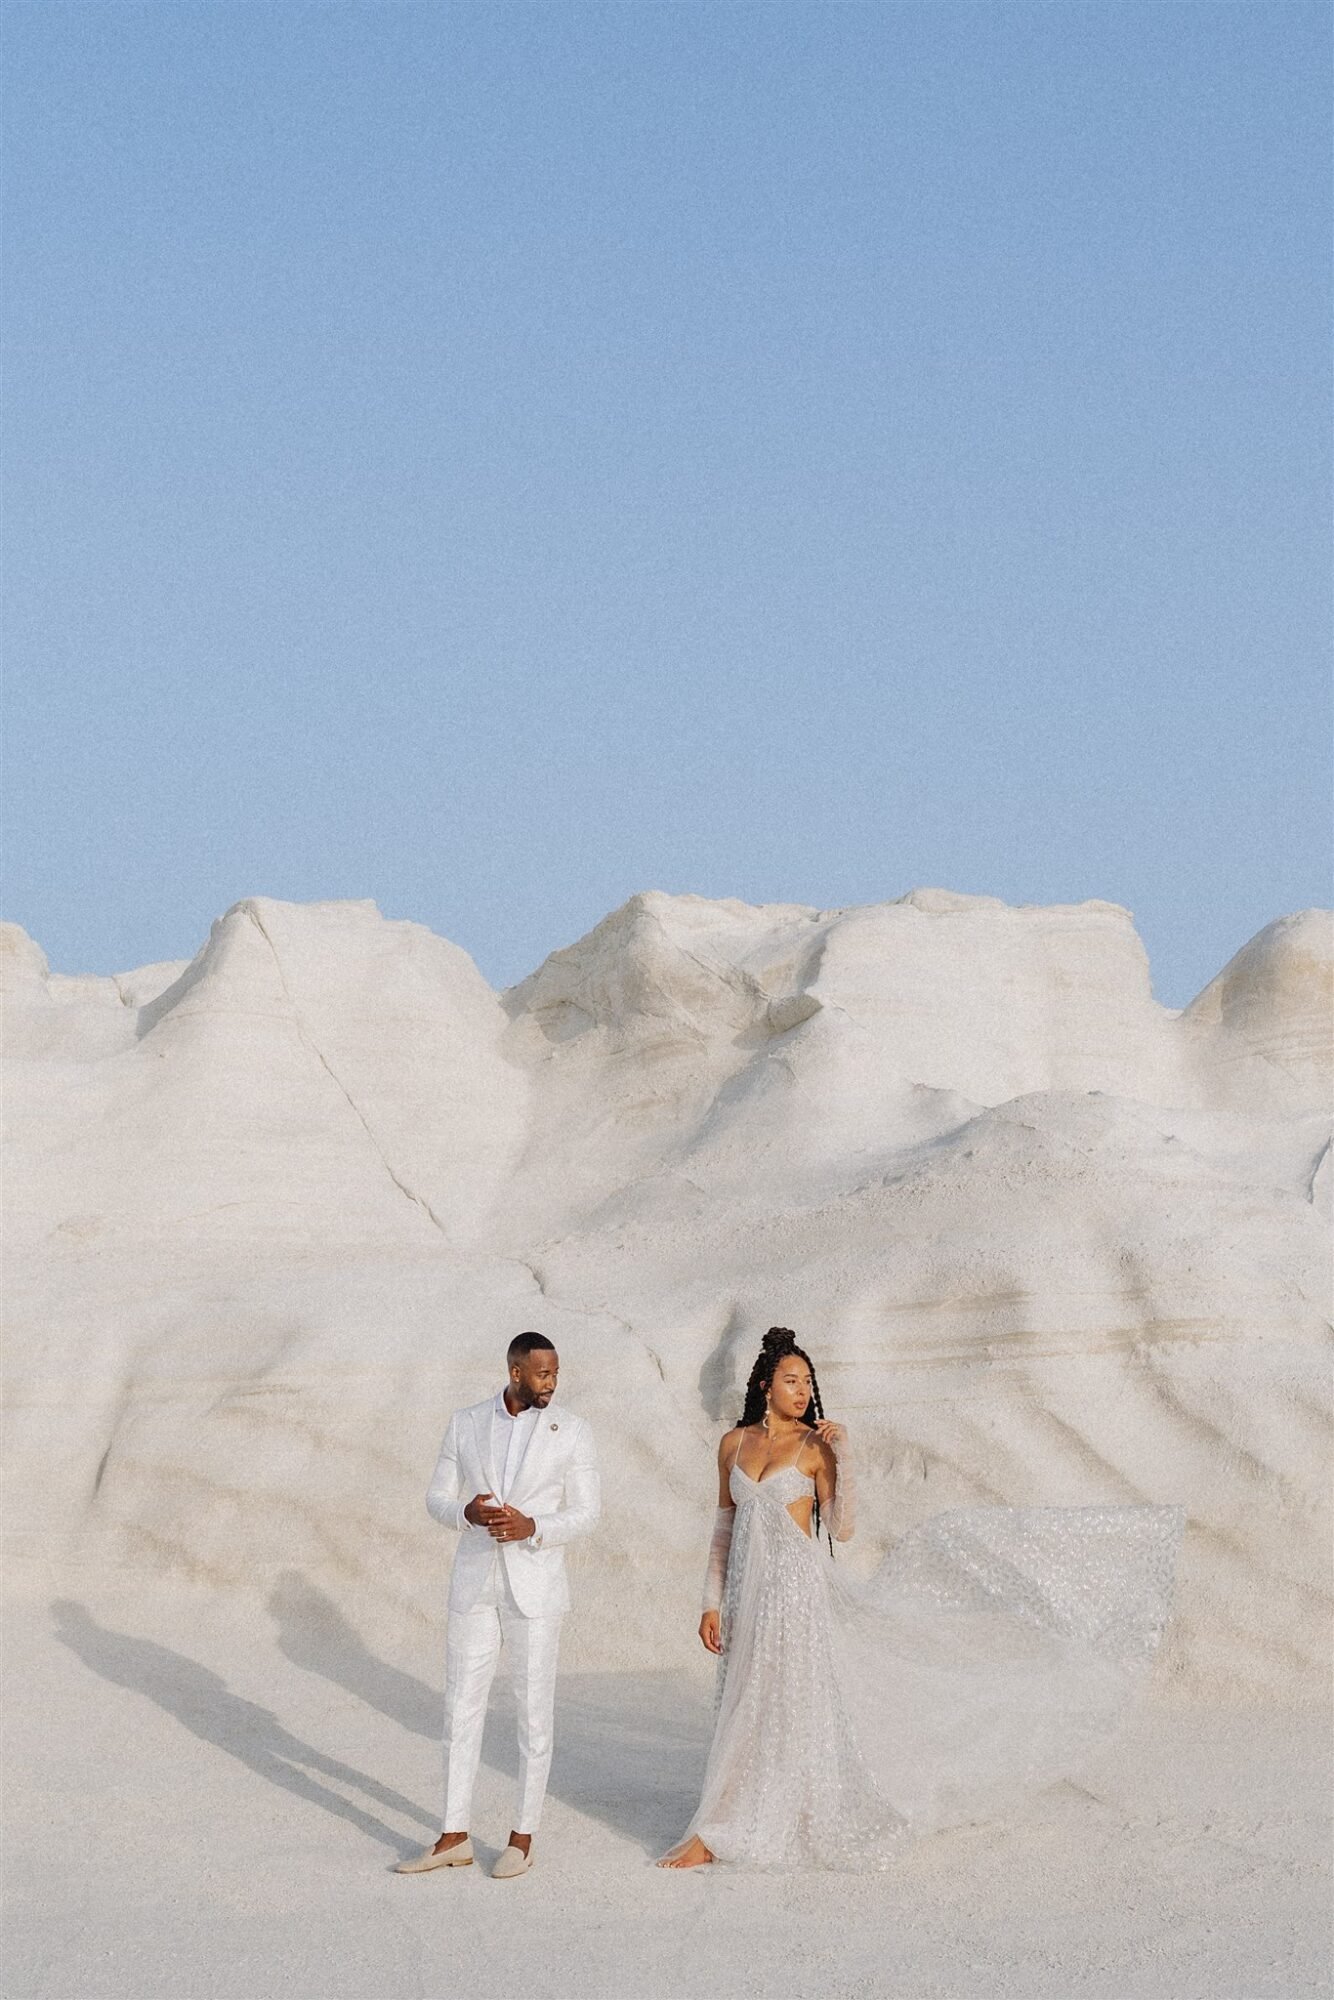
[659,1328,1185,1871]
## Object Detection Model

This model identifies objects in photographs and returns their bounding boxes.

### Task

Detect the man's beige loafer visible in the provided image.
[491,1843,533,1879]
[394,1836,474,1873]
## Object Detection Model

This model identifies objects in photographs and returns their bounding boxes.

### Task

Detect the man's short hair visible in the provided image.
[507,1330,556,1365]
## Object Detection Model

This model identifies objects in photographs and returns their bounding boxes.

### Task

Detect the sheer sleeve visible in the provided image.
[828,1429,856,1542]
[701,1506,735,1612]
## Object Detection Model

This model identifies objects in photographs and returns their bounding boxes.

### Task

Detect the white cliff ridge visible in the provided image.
[3,888,1330,1698]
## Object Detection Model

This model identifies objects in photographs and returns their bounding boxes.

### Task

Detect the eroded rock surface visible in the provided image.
[4,890,1330,1695]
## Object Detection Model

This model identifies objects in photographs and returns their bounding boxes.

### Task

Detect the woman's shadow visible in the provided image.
[50,1599,434,1860]
[268,1570,709,1854]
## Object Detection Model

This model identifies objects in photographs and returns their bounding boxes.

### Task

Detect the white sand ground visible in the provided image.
[3,1583,1328,2000]
[3,887,1331,1995]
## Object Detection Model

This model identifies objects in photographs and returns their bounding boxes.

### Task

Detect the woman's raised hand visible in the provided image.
[813,1420,846,1448]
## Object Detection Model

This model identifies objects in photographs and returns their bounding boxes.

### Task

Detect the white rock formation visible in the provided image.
[3,889,1330,1697]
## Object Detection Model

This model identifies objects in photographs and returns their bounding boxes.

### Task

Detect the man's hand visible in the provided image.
[464,1492,500,1528]
[698,1611,723,1656]
[485,1502,537,1543]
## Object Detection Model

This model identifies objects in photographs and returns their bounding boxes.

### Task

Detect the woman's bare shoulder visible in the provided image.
[718,1425,750,1464]
[798,1425,833,1471]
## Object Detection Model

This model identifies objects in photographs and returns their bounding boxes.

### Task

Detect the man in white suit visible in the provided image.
[396,1332,600,1880]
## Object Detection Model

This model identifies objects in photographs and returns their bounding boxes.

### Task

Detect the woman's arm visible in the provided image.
[811,1421,854,1541]
[698,1430,739,1655]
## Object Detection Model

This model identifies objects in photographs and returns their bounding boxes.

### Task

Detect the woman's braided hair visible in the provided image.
[733,1327,832,1549]
[734,1326,824,1430]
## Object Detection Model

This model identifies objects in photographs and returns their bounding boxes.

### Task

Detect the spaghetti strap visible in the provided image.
[733,1423,818,1488]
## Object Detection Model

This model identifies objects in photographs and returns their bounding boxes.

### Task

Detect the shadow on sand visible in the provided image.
[50,1599,435,1859]
[50,1581,710,1862]
[267,1571,711,1855]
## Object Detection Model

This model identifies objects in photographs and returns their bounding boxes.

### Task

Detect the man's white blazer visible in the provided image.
[426,1396,600,1617]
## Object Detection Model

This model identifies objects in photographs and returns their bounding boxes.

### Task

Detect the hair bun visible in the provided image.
[762,1326,798,1353]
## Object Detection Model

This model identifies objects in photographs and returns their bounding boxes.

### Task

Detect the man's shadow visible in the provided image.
[51,1600,435,1860]
[268,1571,709,1854]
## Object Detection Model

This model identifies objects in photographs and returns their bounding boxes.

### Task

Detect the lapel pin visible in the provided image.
[550,1422,559,1431]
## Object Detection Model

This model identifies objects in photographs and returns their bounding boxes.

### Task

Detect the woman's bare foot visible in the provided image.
[657,1836,715,1868]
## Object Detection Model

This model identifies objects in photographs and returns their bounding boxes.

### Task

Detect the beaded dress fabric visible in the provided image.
[680,1461,911,1869]
[668,1442,1185,1872]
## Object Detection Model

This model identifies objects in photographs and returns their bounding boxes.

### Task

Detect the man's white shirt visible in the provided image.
[491,1389,543,1543]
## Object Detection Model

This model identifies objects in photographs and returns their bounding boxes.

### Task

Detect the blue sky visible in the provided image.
[4,2,1329,1004]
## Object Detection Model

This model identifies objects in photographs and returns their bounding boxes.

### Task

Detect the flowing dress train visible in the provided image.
[667,1458,1184,1871]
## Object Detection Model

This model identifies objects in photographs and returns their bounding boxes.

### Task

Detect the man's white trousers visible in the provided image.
[442,1553,562,1835]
